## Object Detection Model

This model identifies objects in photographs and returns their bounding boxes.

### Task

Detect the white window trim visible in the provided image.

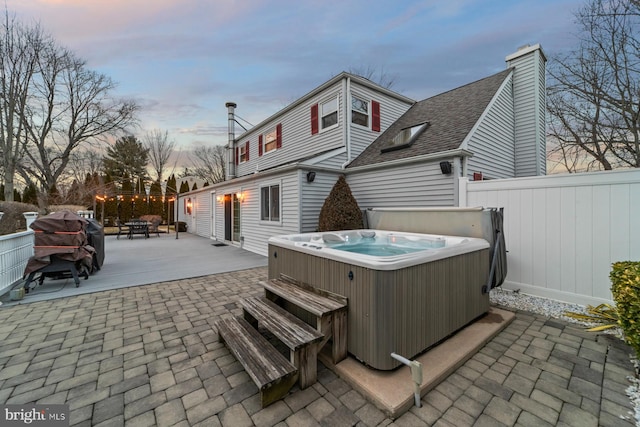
[264,126,278,154]
[320,95,339,133]
[259,180,282,225]
[351,94,371,130]
[239,144,248,163]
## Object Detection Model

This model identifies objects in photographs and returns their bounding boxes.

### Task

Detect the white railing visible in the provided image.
[459,168,640,306]
[0,230,34,296]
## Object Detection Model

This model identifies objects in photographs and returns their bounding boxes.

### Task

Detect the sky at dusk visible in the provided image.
[7,0,584,150]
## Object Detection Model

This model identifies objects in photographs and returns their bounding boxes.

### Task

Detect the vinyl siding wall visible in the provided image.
[347,161,456,209]
[194,191,212,238]
[234,82,344,177]
[466,74,516,179]
[300,171,343,232]
[211,172,301,256]
[508,49,546,177]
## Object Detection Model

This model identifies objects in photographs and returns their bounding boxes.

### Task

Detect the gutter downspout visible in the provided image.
[226,102,237,179]
[342,76,351,169]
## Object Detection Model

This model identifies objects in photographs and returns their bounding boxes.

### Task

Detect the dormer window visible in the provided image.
[381,122,429,153]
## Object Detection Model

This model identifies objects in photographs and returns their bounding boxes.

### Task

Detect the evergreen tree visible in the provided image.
[150,181,163,217]
[318,175,363,232]
[103,136,149,185]
[22,183,37,205]
[120,173,133,220]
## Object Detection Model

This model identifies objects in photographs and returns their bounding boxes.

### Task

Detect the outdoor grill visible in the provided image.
[22,211,104,292]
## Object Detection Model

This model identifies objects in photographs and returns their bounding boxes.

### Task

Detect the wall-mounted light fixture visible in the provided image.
[235,192,244,202]
[216,195,223,203]
[439,161,452,175]
[186,198,193,215]
[306,171,316,183]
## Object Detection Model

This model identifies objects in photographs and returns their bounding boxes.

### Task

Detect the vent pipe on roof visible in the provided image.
[226,102,237,179]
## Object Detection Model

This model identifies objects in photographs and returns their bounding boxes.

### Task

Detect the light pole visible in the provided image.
[163,180,179,239]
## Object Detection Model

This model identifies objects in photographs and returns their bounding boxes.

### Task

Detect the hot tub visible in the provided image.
[268,230,490,370]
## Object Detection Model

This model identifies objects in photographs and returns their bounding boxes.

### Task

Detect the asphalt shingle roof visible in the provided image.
[347,68,513,168]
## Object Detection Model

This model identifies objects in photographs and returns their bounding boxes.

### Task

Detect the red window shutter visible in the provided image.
[258,135,263,156]
[245,141,250,161]
[235,147,238,165]
[311,104,319,135]
[276,123,282,148]
[372,100,381,132]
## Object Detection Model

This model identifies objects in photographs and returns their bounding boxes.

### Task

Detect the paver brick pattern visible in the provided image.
[0,266,637,426]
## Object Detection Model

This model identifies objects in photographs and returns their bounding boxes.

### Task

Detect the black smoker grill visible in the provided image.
[22,211,104,292]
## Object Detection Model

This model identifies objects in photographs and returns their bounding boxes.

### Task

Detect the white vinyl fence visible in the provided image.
[460,169,640,306]
[0,230,34,296]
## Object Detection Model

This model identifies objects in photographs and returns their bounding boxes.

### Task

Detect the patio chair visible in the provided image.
[140,215,161,237]
[128,219,149,239]
[116,219,129,240]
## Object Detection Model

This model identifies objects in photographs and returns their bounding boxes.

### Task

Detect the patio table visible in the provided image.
[125,221,150,239]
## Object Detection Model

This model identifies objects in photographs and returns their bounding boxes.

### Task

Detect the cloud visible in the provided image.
[6,0,586,149]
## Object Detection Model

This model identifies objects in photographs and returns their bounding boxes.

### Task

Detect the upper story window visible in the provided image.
[265,127,277,153]
[240,141,249,163]
[235,140,249,164]
[261,124,282,155]
[321,97,338,130]
[351,96,369,127]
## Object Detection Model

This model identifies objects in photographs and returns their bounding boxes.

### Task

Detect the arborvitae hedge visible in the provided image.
[318,175,363,232]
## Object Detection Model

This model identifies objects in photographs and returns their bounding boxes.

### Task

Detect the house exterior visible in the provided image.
[177,44,546,257]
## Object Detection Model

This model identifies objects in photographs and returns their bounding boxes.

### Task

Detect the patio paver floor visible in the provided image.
[0,266,637,426]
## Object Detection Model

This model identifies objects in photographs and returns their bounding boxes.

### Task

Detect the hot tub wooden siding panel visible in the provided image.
[268,244,489,370]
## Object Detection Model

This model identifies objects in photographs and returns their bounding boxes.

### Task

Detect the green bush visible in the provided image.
[318,175,363,232]
[610,261,640,357]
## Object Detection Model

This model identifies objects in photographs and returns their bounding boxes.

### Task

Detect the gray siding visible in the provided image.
[508,47,546,177]
[212,172,301,256]
[347,162,456,209]
[235,82,344,177]
[194,191,211,238]
[310,151,347,169]
[300,171,343,232]
[466,74,516,179]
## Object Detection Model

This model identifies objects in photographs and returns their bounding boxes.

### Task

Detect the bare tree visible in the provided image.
[143,128,175,183]
[0,11,47,201]
[189,145,226,185]
[348,65,396,89]
[17,42,137,209]
[548,0,640,171]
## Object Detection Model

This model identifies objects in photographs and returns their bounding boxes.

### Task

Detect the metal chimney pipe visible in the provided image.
[225,102,237,179]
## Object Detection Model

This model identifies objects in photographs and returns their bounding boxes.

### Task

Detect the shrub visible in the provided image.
[318,175,363,232]
[610,261,640,357]
[0,201,39,235]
